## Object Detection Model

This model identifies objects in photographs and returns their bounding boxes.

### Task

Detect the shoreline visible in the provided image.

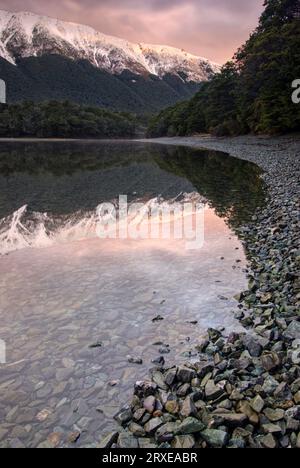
[107,135,300,449]
[0,138,138,143]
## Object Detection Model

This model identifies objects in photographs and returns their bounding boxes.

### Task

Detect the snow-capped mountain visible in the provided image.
[0,10,220,82]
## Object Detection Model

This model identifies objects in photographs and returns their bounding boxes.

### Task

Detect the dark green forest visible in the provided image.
[1,0,299,139]
[0,101,138,138]
[148,0,300,137]
[0,55,200,114]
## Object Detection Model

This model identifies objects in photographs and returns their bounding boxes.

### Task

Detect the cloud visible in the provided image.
[0,0,265,63]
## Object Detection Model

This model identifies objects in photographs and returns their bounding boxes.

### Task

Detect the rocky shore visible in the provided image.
[102,135,300,449]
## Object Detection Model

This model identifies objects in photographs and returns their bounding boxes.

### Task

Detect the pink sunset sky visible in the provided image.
[0,0,265,64]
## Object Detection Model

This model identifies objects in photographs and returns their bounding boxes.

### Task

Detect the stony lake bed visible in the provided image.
[0,136,299,448]
[111,135,300,449]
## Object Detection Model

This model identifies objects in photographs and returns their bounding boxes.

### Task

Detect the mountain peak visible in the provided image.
[0,9,220,81]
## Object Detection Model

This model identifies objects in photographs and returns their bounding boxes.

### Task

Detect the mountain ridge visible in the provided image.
[0,9,220,112]
[0,10,220,81]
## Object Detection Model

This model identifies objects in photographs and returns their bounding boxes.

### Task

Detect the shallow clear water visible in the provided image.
[0,141,265,447]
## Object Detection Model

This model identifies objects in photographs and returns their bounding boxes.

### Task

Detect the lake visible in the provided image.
[0,141,265,447]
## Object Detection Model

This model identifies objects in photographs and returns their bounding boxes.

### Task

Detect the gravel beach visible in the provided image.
[108,134,300,449]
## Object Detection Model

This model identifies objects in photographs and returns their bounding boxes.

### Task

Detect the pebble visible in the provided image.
[113,136,300,450]
[175,417,205,435]
[261,351,281,372]
[180,396,197,418]
[143,396,156,414]
[47,432,61,448]
[127,356,143,365]
[98,432,119,449]
[152,315,164,323]
[89,341,102,349]
[171,435,195,449]
[114,407,132,425]
[152,356,165,366]
[117,432,139,449]
[263,408,285,422]
[68,431,81,444]
[283,321,300,340]
[177,367,196,383]
[128,423,146,437]
[144,417,164,435]
[165,400,179,415]
[205,380,224,400]
[201,429,228,448]
[36,409,51,422]
[250,395,265,414]
[261,434,277,449]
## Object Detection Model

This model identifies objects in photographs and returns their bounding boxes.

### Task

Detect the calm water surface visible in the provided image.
[0,141,265,447]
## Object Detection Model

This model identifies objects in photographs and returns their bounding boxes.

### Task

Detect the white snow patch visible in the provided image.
[0,9,220,80]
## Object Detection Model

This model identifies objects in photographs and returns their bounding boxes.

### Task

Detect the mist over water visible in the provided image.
[0,141,265,447]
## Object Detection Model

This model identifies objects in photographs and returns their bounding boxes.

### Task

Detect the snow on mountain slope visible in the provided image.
[0,10,220,81]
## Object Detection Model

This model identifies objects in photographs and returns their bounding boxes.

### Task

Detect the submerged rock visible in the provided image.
[89,341,102,349]
[113,136,300,450]
[114,407,132,425]
[98,432,119,448]
[152,315,164,323]
[128,356,143,365]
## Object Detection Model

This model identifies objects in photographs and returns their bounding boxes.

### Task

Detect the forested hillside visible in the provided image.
[0,101,138,138]
[0,55,201,114]
[148,0,300,137]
